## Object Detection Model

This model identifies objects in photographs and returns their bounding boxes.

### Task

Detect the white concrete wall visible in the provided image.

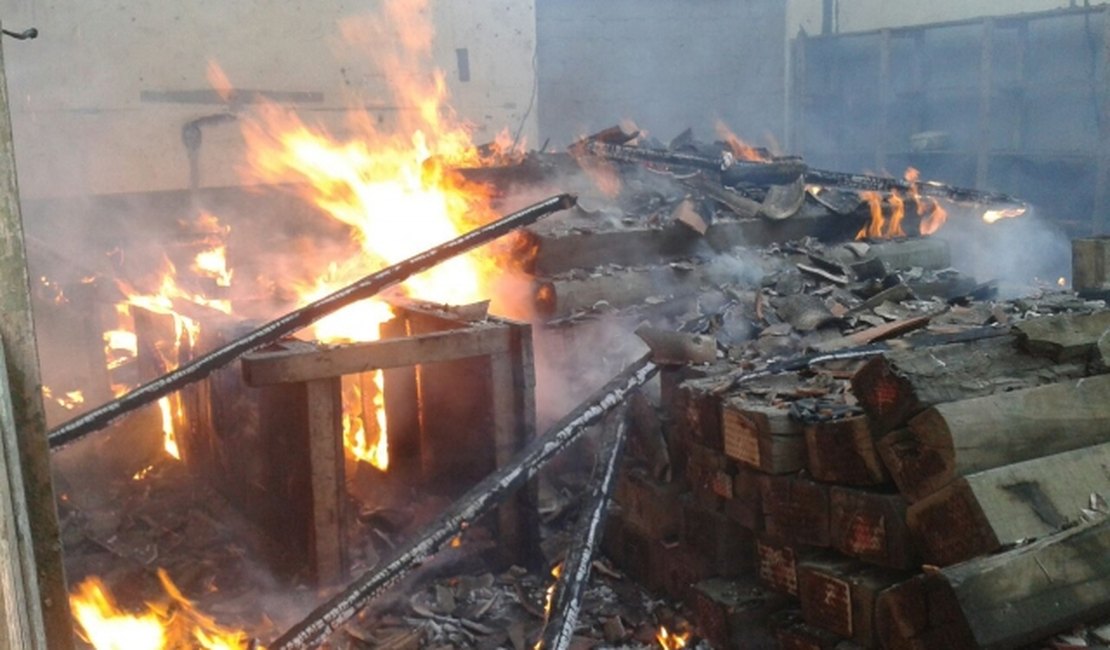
[0,1,537,199]
[786,0,1109,36]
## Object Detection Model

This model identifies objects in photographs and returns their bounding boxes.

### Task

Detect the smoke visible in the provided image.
[935,204,1072,296]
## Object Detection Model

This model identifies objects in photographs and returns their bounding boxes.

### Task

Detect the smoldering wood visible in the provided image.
[1012,310,1110,362]
[829,487,917,571]
[812,313,936,353]
[803,167,1025,207]
[269,354,658,650]
[876,518,1110,650]
[804,415,887,486]
[634,324,717,365]
[906,441,1110,566]
[828,238,952,272]
[882,374,1110,502]
[850,333,1090,433]
[521,200,863,276]
[540,408,628,650]
[532,263,708,319]
[46,193,576,449]
[241,325,514,385]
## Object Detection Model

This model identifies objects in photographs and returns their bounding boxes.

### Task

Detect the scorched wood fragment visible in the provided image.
[883,374,1110,502]
[851,333,1089,432]
[906,441,1110,566]
[876,518,1110,650]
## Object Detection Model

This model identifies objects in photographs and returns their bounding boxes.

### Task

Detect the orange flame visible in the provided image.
[69,570,257,650]
[42,386,85,411]
[657,626,690,650]
[856,191,887,240]
[715,120,767,162]
[230,0,521,471]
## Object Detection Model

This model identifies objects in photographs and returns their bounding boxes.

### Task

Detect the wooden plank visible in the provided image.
[907,441,1110,566]
[306,378,346,584]
[761,474,830,548]
[241,325,510,385]
[829,487,917,571]
[722,398,805,474]
[756,536,805,596]
[684,441,731,510]
[805,415,887,486]
[612,468,684,541]
[798,556,908,647]
[1013,309,1110,361]
[723,465,764,531]
[691,577,789,650]
[0,33,73,649]
[682,496,753,578]
[883,375,1110,502]
[851,334,1089,432]
[877,518,1110,650]
[674,376,726,451]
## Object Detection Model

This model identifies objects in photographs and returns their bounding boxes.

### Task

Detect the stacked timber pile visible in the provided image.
[604,265,1110,648]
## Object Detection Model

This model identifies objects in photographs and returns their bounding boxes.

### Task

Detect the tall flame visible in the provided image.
[657,626,690,650]
[230,0,520,471]
[715,120,767,162]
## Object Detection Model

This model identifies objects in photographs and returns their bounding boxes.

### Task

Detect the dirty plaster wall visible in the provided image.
[0,1,538,199]
[535,0,787,150]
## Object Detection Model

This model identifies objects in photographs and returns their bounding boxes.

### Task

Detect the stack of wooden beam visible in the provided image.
[605,309,1110,649]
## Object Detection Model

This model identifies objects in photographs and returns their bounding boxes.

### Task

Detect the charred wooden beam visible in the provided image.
[46,194,576,449]
[269,354,658,650]
[881,374,1110,502]
[876,517,1110,650]
[539,407,629,650]
[851,333,1090,433]
[907,441,1110,566]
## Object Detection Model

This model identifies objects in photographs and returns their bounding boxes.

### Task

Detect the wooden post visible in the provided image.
[0,31,75,650]
[976,20,995,189]
[1094,8,1110,234]
[877,29,892,172]
[305,378,345,584]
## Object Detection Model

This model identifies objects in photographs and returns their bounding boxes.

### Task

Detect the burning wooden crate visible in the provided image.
[133,299,537,584]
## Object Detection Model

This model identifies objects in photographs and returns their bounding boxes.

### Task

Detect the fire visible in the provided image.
[229,0,520,471]
[103,244,233,458]
[656,626,690,650]
[42,386,85,411]
[193,246,232,287]
[983,206,1027,224]
[855,191,888,240]
[715,120,767,162]
[542,563,563,617]
[69,570,256,650]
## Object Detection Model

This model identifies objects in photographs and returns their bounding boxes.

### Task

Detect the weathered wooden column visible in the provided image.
[0,28,75,650]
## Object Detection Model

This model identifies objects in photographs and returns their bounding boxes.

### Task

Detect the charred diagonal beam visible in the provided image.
[269,355,659,650]
[571,140,806,187]
[539,406,629,650]
[573,140,1025,207]
[803,168,1024,207]
[46,193,577,449]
